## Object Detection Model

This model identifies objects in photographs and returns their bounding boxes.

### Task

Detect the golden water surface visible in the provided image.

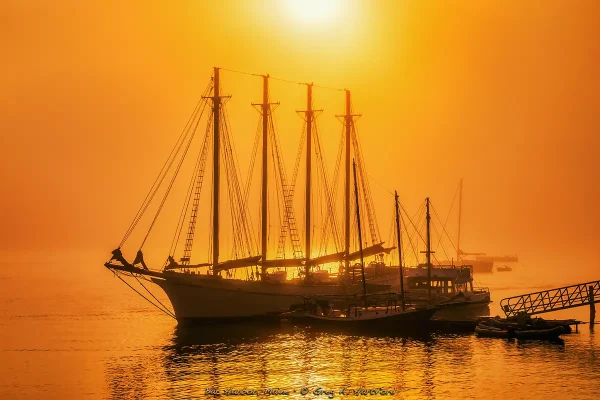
[1,260,599,399]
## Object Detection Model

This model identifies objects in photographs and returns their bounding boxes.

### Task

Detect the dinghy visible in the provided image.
[514,326,565,340]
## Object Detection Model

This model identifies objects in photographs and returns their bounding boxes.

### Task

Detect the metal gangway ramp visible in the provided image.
[500,280,600,317]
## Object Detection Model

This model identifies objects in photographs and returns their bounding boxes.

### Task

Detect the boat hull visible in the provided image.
[514,326,565,340]
[151,273,391,322]
[364,272,491,317]
[294,306,439,331]
[475,325,510,338]
[153,277,303,321]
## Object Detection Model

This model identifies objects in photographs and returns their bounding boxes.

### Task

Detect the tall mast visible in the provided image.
[395,191,406,311]
[344,90,352,278]
[212,67,221,273]
[261,75,270,279]
[304,83,313,280]
[335,90,361,279]
[456,178,463,263]
[426,197,432,299]
[353,160,367,298]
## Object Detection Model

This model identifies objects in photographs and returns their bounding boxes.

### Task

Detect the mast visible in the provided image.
[426,197,432,299]
[304,83,313,280]
[353,160,367,298]
[457,178,463,263]
[261,75,269,279]
[395,191,406,310]
[335,89,361,279]
[344,90,352,278]
[212,67,221,273]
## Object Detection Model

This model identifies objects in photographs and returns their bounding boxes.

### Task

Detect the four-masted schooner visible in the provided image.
[105,67,394,322]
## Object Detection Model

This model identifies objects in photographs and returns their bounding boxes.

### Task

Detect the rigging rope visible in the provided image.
[399,210,419,264]
[221,103,258,258]
[180,122,213,263]
[271,133,286,256]
[133,274,177,319]
[275,118,305,259]
[351,124,381,244]
[431,219,451,264]
[120,81,212,247]
[139,97,209,249]
[242,121,261,210]
[169,122,213,258]
[399,200,427,262]
[222,109,249,257]
[313,122,342,254]
[219,67,344,92]
[111,270,176,320]
[431,202,460,260]
[319,128,345,256]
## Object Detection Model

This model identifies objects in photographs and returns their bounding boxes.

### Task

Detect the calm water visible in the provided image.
[1,258,599,399]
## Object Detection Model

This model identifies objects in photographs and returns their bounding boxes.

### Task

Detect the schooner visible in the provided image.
[105,68,393,322]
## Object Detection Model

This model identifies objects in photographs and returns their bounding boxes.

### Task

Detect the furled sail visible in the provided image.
[261,259,306,268]
[345,242,393,262]
[213,256,262,273]
[305,251,346,267]
[164,262,212,270]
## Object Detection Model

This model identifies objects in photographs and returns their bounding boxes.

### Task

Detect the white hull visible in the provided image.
[152,273,384,321]
[364,272,491,318]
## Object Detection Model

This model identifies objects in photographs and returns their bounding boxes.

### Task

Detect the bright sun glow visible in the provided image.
[285,0,340,24]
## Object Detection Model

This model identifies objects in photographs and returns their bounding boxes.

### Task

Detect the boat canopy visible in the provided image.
[406,265,472,284]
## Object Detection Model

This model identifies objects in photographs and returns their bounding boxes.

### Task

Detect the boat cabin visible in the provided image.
[405,264,474,295]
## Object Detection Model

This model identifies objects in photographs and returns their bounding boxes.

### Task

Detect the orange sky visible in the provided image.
[1,1,599,270]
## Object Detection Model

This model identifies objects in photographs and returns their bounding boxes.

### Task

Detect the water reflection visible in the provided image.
[158,322,437,398]
[105,355,153,400]
[103,320,600,400]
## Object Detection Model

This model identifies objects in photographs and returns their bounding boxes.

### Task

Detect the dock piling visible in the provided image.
[589,285,595,332]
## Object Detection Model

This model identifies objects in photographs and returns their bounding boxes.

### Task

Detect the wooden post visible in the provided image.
[589,285,595,332]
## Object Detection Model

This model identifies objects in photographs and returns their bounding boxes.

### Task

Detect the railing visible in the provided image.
[500,280,600,317]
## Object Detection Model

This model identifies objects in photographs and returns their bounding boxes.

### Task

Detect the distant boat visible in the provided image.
[496,265,512,272]
[476,255,519,263]
[446,179,517,274]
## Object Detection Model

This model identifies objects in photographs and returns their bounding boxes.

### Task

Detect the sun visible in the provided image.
[285,0,340,25]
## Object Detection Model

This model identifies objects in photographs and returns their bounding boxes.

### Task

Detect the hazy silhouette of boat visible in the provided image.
[436,179,517,274]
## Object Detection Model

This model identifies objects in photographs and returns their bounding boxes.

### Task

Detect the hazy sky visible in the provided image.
[2,1,599,269]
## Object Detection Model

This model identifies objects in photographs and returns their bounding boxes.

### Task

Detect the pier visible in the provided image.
[500,280,600,321]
